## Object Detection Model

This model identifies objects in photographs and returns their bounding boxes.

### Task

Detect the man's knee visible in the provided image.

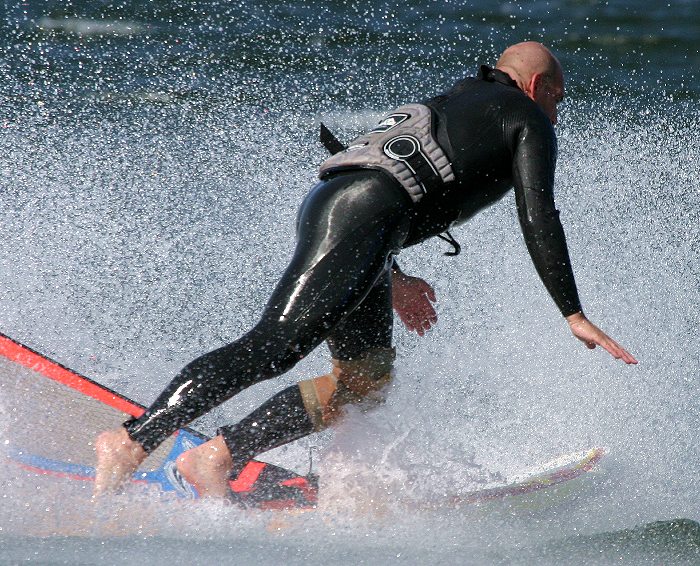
[297,347,396,431]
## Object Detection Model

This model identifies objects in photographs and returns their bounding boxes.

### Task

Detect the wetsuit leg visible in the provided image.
[218,384,314,472]
[325,269,393,360]
[124,171,412,453]
[216,274,393,470]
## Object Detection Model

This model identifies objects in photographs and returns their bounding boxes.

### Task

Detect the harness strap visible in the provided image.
[320,122,346,155]
[437,231,461,256]
[318,103,454,204]
[383,135,442,195]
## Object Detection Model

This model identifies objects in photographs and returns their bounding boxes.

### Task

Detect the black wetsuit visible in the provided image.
[124,66,581,467]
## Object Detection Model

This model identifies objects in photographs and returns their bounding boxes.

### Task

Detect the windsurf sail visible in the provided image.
[0,331,317,509]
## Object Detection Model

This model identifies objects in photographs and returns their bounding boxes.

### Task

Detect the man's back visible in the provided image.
[406,68,558,246]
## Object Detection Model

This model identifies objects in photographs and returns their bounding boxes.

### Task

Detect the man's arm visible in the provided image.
[512,119,582,317]
[391,261,438,336]
[512,117,637,364]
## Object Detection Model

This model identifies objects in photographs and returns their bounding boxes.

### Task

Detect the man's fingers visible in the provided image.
[394,280,438,336]
[424,306,437,322]
[610,340,637,364]
[601,342,621,358]
[400,311,436,336]
[403,318,416,332]
[603,338,626,360]
[401,314,422,335]
[619,348,638,364]
[598,336,638,365]
[603,338,627,360]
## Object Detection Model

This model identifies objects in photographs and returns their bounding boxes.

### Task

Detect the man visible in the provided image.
[94,42,637,498]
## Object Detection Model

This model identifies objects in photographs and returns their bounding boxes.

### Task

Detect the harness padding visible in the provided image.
[318,104,455,203]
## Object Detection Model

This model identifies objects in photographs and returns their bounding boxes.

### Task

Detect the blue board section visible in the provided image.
[9,448,97,480]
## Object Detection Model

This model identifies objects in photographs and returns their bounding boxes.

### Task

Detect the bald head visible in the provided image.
[496,42,564,124]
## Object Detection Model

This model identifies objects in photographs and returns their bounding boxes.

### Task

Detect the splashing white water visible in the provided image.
[0,97,697,563]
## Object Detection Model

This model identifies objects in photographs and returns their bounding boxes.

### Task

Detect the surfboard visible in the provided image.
[0,331,605,511]
[0,332,318,510]
[445,447,606,507]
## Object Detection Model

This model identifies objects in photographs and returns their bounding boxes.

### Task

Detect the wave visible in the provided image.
[36,17,148,37]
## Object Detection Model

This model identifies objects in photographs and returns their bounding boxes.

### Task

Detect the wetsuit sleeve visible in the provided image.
[511,118,582,317]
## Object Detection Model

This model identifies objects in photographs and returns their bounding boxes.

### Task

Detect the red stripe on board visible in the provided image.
[280,477,308,488]
[229,461,267,493]
[0,334,143,418]
[281,476,317,504]
[14,461,94,483]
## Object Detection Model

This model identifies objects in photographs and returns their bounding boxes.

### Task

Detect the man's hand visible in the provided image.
[565,312,638,364]
[392,271,438,336]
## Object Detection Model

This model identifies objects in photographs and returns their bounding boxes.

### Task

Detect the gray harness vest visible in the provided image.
[318,104,455,204]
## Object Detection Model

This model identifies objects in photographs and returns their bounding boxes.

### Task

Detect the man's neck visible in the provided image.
[494,65,526,91]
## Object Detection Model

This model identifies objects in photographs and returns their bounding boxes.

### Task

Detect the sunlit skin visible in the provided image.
[93,427,146,497]
[176,436,234,498]
[496,41,565,125]
[93,427,234,499]
[93,41,637,500]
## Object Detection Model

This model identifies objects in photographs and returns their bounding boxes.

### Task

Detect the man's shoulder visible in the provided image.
[520,102,557,139]
[426,75,532,113]
[433,81,552,130]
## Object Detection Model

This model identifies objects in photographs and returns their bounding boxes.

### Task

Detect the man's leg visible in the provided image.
[176,384,314,498]
[299,272,396,430]
[176,273,396,497]
[94,171,411,494]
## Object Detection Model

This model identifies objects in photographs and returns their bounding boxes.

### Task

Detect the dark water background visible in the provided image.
[3,0,700,116]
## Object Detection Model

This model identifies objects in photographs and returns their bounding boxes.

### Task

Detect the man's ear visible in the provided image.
[524,72,543,101]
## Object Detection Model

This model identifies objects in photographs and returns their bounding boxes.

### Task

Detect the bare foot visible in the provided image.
[93,427,146,497]
[176,435,234,498]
